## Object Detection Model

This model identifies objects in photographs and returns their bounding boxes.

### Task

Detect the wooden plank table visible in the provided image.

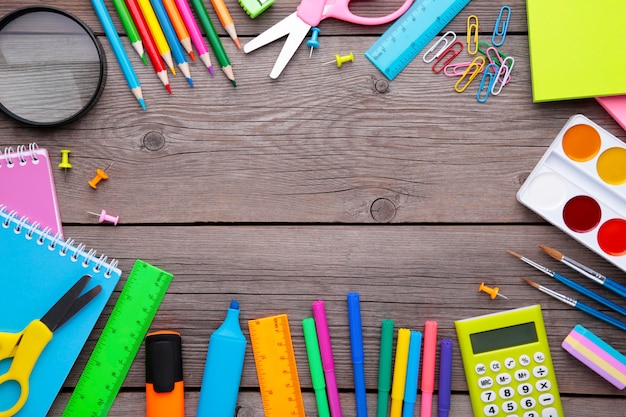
[1,0,625,415]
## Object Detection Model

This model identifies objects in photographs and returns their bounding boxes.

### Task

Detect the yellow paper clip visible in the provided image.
[467,15,479,55]
[454,55,485,92]
[422,31,457,63]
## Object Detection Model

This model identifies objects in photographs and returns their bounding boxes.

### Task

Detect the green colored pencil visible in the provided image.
[189,0,236,86]
[111,0,147,64]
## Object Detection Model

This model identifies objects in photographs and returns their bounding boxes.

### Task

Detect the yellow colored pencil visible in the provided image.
[137,0,177,74]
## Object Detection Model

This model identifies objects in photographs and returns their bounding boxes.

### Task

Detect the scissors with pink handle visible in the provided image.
[243,0,415,78]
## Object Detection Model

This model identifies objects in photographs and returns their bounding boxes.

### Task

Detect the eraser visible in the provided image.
[562,324,626,390]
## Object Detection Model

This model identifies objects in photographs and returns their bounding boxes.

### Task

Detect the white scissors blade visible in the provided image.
[243,12,300,54]
[270,20,311,79]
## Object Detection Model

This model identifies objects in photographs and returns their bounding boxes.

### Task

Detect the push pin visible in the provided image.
[58,149,72,180]
[88,162,113,189]
[324,52,354,68]
[307,27,320,57]
[88,209,119,225]
[479,282,509,299]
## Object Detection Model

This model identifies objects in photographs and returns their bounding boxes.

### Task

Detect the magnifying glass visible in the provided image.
[0,7,106,127]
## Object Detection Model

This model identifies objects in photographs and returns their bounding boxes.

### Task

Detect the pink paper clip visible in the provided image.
[443,61,484,77]
[431,41,463,73]
[423,31,457,63]
[485,47,503,66]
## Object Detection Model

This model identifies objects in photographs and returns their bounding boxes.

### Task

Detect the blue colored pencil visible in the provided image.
[149,0,194,86]
[90,0,146,110]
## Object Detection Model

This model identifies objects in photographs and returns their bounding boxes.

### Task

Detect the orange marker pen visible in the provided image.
[146,331,185,417]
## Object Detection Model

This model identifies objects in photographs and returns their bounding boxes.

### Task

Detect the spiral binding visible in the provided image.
[1,143,41,169]
[0,205,119,278]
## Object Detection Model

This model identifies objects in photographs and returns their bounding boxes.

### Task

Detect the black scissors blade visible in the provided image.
[40,275,100,332]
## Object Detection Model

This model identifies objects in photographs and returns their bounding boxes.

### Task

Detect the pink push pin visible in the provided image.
[88,209,119,225]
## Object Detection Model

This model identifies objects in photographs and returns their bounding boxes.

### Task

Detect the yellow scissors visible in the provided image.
[0,275,101,417]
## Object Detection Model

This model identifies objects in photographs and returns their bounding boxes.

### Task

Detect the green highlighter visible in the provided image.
[238,0,273,19]
[302,318,331,417]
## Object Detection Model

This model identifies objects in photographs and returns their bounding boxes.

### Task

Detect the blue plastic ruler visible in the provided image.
[365,0,472,80]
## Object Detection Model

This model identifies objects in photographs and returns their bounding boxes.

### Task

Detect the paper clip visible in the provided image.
[477,63,498,103]
[454,55,485,93]
[431,41,463,73]
[485,47,503,66]
[443,61,483,77]
[478,42,508,61]
[423,31,457,63]
[467,15,479,55]
[492,56,515,95]
[492,6,511,47]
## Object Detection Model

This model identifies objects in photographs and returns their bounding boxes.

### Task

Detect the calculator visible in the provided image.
[455,305,564,417]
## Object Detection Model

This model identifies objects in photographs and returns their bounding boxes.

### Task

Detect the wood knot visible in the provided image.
[374,79,389,93]
[370,198,396,223]
[142,131,165,151]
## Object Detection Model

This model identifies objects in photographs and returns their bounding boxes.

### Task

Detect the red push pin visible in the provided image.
[88,209,119,225]
[479,282,509,299]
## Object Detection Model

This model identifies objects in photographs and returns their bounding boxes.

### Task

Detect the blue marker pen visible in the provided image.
[348,292,367,417]
[197,300,247,417]
[403,330,423,417]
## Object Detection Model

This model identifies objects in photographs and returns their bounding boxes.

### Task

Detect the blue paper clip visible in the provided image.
[492,6,511,47]
[477,63,498,103]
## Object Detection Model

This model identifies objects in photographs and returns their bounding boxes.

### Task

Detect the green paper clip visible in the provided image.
[238,0,274,18]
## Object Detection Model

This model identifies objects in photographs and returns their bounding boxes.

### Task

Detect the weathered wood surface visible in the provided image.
[1,0,625,415]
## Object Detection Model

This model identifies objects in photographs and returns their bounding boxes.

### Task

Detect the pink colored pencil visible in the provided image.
[174,0,214,75]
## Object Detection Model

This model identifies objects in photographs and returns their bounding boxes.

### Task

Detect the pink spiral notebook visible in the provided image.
[0,143,63,237]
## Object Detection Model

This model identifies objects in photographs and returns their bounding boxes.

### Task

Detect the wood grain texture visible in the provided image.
[1,0,625,415]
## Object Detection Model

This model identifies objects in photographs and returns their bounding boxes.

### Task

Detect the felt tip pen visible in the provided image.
[390,328,411,417]
[437,339,453,417]
[402,330,423,417]
[420,321,438,417]
[303,318,331,417]
[145,331,185,417]
[312,300,342,417]
[197,300,247,417]
[376,319,395,417]
[347,292,368,417]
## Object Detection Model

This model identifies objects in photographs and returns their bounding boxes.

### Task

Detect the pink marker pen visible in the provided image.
[312,300,342,417]
[420,320,438,417]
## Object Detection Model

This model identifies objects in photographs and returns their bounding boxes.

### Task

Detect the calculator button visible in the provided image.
[502,400,518,413]
[519,355,531,366]
[523,412,539,417]
[478,376,494,389]
[533,366,549,378]
[496,373,513,385]
[538,393,554,405]
[517,383,533,395]
[476,363,487,375]
[520,397,536,409]
[534,351,546,363]
[504,358,516,369]
[536,379,551,392]
[484,404,499,416]
[499,386,515,399]
[541,407,559,417]
[490,360,502,372]
[481,390,497,403]
[514,369,531,381]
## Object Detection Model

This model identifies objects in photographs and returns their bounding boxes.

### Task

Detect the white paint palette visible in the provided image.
[517,114,626,272]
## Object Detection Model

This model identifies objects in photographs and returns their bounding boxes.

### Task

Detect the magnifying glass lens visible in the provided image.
[0,8,105,126]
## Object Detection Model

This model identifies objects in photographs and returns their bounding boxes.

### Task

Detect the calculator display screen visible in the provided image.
[469,322,538,354]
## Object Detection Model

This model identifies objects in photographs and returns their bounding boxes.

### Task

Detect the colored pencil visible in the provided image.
[209,0,241,49]
[137,0,176,75]
[539,244,626,300]
[125,0,172,93]
[150,0,194,86]
[162,0,195,61]
[522,278,626,332]
[111,0,147,64]
[189,0,236,86]
[91,0,146,109]
[509,250,626,318]
[174,0,214,75]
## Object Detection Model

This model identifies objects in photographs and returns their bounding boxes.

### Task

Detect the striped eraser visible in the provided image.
[562,324,626,390]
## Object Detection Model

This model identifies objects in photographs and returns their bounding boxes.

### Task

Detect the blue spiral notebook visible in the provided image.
[0,207,122,416]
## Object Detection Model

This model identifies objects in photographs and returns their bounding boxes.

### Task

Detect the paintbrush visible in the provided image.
[508,250,626,318]
[521,278,626,332]
[538,244,626,299]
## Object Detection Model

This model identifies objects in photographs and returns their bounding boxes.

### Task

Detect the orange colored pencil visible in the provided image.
[162,0,195,61]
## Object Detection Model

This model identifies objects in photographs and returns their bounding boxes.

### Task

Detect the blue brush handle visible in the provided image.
[576,301,626,332]
[554,272,626,318]
[604,277,626,300]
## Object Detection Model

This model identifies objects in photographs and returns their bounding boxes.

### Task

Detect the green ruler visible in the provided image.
[62,259,173,417]
[365,0,472,80]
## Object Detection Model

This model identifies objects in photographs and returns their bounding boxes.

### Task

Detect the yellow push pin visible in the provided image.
[58,149,72,180]
[324,52,354,68]
[479,282,509,299]
[88,162,113,189]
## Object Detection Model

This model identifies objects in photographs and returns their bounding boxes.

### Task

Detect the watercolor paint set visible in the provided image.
[517,114,626,271]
